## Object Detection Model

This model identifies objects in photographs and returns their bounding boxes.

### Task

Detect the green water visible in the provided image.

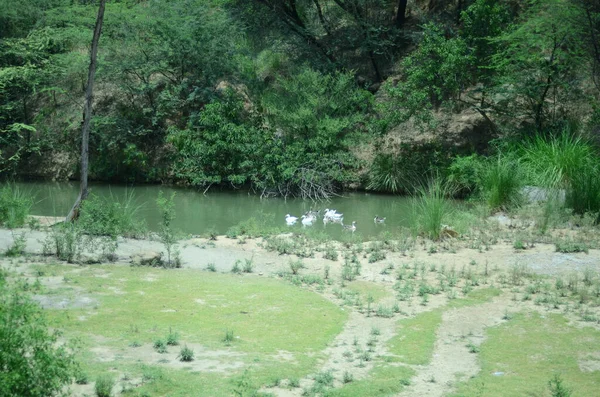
[12,181,420,240]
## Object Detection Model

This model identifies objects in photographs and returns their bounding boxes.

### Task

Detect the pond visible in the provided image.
[13,181,423,240]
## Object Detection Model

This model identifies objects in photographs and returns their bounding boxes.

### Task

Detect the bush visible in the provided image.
[414,178,454,240]
[523,133,600,215]
[480,155,524,210]
[367,142,451,194]
[0,271,78,397]
[156,191,180,268]
[153,339,167,353]
[178,345,194,362]
[447,154,483,198]
[94,375,115,397]
[79,191,146,238]
[0,184,33,228]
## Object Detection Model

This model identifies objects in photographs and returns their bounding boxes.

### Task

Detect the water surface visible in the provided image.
[14,181,420,240]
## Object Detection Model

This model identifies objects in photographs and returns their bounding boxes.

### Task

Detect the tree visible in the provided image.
[0,271,78,397]
[490,0,586,132]
[66,0,106,222]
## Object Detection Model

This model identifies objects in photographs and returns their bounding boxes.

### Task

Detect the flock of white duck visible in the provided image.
[285,209,386,233]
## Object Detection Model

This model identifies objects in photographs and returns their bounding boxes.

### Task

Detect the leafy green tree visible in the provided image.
[0,271,78,397]
[381,23,473,127]
[168,90,264,189]
[260,67,372,198]
[490,0,586,132]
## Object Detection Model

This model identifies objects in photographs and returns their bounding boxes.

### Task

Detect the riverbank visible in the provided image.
[1,220,600,396]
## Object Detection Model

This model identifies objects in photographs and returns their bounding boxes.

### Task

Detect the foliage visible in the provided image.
[156,191,180,268]
[490,0,587,131]
[414,178,454,240]
[259,68,371,199]
[548,374,572,397]
[381,22,473,127]
[79,191,146,238]
[94,375,115,397]
[446,154,483,198]
[522,132,600,215]
[0,270,78,397]
[178,345,194,362]
[0,184,33,228]
[367,142,451,194]
[480,154,524,210]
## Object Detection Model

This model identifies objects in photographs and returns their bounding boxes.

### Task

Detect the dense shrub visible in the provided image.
[0,271,78,397]
[78,191,146,238]
[0,185,33,228]
[480,155,524,210]
[367,142,451,194]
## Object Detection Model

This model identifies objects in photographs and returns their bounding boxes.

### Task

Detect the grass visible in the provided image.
[449,312,600,397]
[522,132,600,216]
[326,365,414,396]
[413,178,454,240]
[0,184,33,228]
[79,190,147,238]
[480,155,524,210]
[41,265,347,396]
[344,281,392,304]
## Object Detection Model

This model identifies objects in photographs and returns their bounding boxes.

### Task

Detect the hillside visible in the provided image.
[2,0,600,198]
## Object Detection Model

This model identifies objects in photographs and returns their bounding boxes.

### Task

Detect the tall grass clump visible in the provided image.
[480,155,524,210]
[0,184,33,228]
[414,178,454,240]
[79,190,146,238]
[522,132,600,216]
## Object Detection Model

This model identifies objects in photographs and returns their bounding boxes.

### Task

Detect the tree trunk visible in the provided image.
[395,0,407,28]
[66,0,106,222]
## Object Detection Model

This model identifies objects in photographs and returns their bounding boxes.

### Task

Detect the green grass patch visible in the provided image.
[344,281,392,303]
[40,264,348,396]
[325,365,414,396]
[450,312,600,397]
[389,288,502,366]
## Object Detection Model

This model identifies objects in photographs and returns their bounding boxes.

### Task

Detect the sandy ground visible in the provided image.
[1,225,600,397]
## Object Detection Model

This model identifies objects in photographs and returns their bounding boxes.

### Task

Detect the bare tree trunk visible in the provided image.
[395,0,407,28]
[66,0,106,222]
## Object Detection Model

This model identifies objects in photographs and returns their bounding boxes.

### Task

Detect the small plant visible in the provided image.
[414,178,454,240]
[156,191,180,268]
[513,239,526,250]
[128,341,141,348]
[314,371,334,387]
[166,329,179,346]
[5,231,27,257]
[94,375,115,397]
[242,258,254,273]
[231,261,242,274]
[548,374,572,397]
[75,370,89,385]
[178,345,194,362]
[223,329,235,345]
[153,339,167,353]
[323,245,339,261]
[342,371,354,384]
[555,238,589,253]
[466,342,480,353]
[289,260,305,275]
[288,377,300,388]
[0,185,33,228]
[206,263,217,272]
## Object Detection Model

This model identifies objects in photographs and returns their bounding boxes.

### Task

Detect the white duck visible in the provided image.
[285,214,298,226]
[301,214,316,227]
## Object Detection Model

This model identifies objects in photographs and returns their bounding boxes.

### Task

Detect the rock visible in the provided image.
[130,251,163,267]
[441,225,459,238]
[521,186,565,204]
